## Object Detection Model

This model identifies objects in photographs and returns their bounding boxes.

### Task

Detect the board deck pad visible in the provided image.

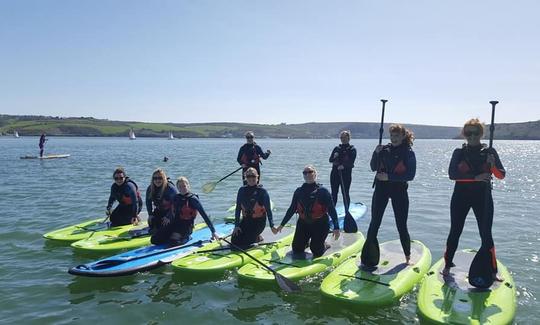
[362,240,423,276]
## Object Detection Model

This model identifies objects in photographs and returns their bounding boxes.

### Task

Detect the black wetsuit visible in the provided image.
[151,192,215,245]
[444,144,505,271]
[232,185,273,248]
[106,178,143,227]
[145,181,178,232]
[281,183,339,258]
[366,143,416,258]
[237,143,270,184]
[329,143,357,209]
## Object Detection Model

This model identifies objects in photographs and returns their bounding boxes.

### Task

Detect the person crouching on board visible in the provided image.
[231,168,274,249]
[273,165,340,258]
[106,167,143,227]
[151,177,219,246]
[443,118,505,280]
[146,168,178,234]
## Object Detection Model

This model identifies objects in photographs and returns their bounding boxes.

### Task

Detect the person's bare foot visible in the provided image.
[405,255,411,265]
[257,235,264,243]
[493,273,504,282]
[441,263,455,276]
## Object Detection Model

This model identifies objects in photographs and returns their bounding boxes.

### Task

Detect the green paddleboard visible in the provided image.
[43,218,138,243]
[417,249,516,324]
[320,240,431,306]
[237,232,365,283]
[171,225,295,277]
[70,222,206,254]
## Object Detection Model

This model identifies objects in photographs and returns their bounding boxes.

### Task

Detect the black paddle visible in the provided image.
[468,100,498,289]
[221,238,301,293]
[362,99,387,268]
[202,167,243,194]
[339,169,357,233]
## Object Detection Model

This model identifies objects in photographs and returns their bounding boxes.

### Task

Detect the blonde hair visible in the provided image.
[176,176,191,191]
[389,124,414,146]
[244,167,259,177]
[461,118,485,138]
[149,168,168,199]
[339,130,351,139]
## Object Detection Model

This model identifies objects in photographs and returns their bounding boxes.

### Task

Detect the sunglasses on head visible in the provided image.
[303,170,314,175]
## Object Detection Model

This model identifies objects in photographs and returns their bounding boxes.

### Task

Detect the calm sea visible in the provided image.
[0,137,538,324]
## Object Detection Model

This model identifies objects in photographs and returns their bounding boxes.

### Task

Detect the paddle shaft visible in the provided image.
[373,99,388,188]
[483,101,498,241]
[221,238,279,275]
[338,170,350,214]
[339,273,390,286]
[216,167,243,184]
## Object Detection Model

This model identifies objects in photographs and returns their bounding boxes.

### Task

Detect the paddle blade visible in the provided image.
[202,182,217,194]
[468,247,495,288]
[360,239,380,267]
[343,212,358,233]
[275,273,301,293]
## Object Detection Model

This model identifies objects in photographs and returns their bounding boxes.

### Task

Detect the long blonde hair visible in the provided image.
[149,168,168,199]
[389,124,415,146]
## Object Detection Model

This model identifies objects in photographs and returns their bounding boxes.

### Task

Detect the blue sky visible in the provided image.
[1,1,538,126]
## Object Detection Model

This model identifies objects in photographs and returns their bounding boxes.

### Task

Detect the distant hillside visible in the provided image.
[0,114,538,139]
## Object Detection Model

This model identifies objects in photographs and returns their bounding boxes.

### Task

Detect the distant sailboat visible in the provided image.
[129,129,136,140]
[168,131,174,140]
[14,131,20,138]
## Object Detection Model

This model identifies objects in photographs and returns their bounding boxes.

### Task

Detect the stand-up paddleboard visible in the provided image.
[417,249,516,324]
[20,154,70,159]
[171,225,295,277]
[71,222,206,254]
[68,223,234,277]
[237,203,367,284]
[43,218,142,243]
[320,240,431,306]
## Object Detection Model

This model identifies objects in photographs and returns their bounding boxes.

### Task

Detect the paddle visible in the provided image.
[202,167,243,194]
[74,214,111,233]
[372,99,387,188]
[221,238,301,293]
[339,273,390,287]
[468,100,498,289]
[339,169,357,233]
[80,239,210,270]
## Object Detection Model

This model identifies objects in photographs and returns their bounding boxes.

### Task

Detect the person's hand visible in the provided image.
[333,229,340,240]
[375,145,384,153]
[333,152,339,158]
[212,232,220,240]
[337,165,344,170]
[266,149,272,155]
[162,217,171,226]
[487,153,495,167]
[376,172,388,181]
[233,227,242,236]
[272,225,282,234]
[131,216,140,225]
[475,172,491,182]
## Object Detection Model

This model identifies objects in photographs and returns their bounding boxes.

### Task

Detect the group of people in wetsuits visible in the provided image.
[105,119,505,280]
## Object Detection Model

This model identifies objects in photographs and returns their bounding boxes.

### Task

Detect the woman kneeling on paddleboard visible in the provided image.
[106,167,143,227]
[362,124,416,268]
[231,168,274,249]
[146,169,178,234]
[443,118,505,279]
[273,165,340,258]
[151,177,219,246]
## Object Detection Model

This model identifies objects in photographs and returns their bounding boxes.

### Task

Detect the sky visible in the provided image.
[1,0,539,126]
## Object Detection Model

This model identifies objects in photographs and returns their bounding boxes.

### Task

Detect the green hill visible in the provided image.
[0,114,538,139]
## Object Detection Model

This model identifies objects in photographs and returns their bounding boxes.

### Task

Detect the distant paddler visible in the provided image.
[39,133,47,157]
[237,131,271,185]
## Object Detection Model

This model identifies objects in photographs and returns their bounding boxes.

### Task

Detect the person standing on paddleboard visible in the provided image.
[231,168,274,248]
[443,118,505,280]
[363,124,416,267]
[237,131,271,185]
[273,165,340,258]
[145,169,178,234]
[39,133,47,157]
[329,130,356,210]
[151,177,219,246]
[106,167,143,227]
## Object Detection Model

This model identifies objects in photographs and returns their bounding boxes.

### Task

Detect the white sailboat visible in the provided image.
[129,129,136,140]
[168,131,174,140]
[14,131,20,138]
